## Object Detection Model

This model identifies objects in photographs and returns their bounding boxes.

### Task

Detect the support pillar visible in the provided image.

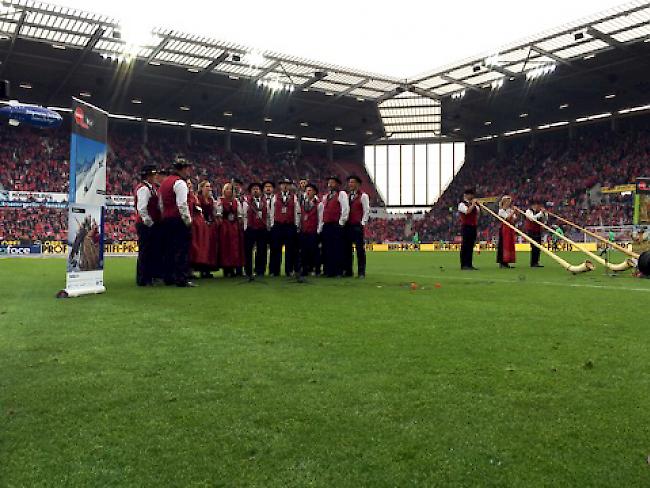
[225,128,232,153]
[295,136,302,156]
[261,132,268,155]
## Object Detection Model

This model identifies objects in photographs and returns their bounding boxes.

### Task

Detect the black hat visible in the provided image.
[463,188,476,195]
[232,178,244,185]
[327,175,342,184]
[306,182,319,194]
[262,180,275,189]
[172,158,191,170]
[347,174,363,184]
[140,164,157,178]
[278,177,292,185]
[248,182,262,192]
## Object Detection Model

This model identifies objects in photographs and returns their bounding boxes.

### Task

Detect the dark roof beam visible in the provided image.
[44,25,105,104]
[587,26,626,49]
[440,75,483,93]
[0,9,26,77]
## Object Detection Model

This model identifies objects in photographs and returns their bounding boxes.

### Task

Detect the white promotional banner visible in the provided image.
[60,98,108,298]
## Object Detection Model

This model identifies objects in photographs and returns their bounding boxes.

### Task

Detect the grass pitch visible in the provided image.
[1,252,650,487]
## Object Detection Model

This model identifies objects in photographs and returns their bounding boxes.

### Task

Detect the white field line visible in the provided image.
[380,272,650,293]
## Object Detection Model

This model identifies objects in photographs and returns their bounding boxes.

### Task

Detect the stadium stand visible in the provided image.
[1,116,648,244]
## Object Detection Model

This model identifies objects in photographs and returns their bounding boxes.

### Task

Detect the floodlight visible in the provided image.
[247,51,266,68]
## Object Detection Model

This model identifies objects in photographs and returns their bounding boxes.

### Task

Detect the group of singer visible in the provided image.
[134,159,370,287]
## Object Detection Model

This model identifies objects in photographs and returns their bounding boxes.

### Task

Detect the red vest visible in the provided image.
[459,201,478,227]
[160,175,183,220]
[348,191,365,225]
[198,195,215,223]
[247,196,268,230]
[274,193,295,225]
[134,182,161,224]
[525,211,542,233]
[323,191,342,224]
[301,199,319,234]
[220,197,239,221]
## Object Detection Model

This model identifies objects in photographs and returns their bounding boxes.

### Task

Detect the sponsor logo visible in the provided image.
[0,245,42,255]
[73,106,94,129]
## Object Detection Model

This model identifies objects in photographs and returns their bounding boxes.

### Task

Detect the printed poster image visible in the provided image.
[70,134,106,206]
[66,204,104,273]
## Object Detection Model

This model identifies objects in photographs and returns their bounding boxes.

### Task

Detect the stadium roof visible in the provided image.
[0,0,649,143]
[0,0,402,99]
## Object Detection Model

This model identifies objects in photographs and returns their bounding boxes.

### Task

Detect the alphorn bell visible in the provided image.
[478,203,594,274]
[547,210,640,259]
[514,207,634,272]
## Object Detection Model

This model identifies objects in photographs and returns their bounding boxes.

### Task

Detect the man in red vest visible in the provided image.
[134,164,161,286]
[159,159,195,287]
[524,198,547,267]
[344,174,370,278]
[243,182,270,278]
[269,178,300,277]
[262,180,275,274]
[321,175,350,277]
[458,188,480,270]
[298,182,322,277]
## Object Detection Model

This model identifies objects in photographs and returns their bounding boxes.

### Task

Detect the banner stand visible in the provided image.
[58,98,108,298]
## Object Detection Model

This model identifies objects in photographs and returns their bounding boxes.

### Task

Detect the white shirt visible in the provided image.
[498,208,515,220]
[458,201,480,215]
[525,209,546,223]
[269,193,301,227]
[173,179,191,225]
[317,198,325,234]
[136,184,155,227]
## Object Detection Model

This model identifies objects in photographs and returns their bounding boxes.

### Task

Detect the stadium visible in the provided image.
[1,0,650,485]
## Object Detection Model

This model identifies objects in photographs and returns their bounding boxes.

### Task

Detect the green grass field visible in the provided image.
[1,252,650,487]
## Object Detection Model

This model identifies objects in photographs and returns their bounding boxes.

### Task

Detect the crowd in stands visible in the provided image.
[412,122,648,242]
[0,207,67,241]
[1,119,648,243]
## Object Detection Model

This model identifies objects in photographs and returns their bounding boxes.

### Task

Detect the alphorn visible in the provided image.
[478,203,594,274]
[514,207,634,272]
[547,210,640,259]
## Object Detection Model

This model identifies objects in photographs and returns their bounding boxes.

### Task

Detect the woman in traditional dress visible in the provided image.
[497,195,517,268]
[191,180,218,277]
[186,179,211,278]
[216,182,245,277]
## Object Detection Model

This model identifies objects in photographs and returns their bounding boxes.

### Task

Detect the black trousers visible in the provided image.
[136,222,160,285]
[314,234,322,275]
[529,231,542,266]
[161,217,191,285]
[321,222,344,277]
[244,227,268,276]
[460,224,477,268]
[344,224,366,276]
[496,228,504,264]
[269,223,297,276]
[299,233,319,276]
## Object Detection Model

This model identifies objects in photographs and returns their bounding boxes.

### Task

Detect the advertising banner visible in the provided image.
[62,99,108,297]
[0,244,42,256]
